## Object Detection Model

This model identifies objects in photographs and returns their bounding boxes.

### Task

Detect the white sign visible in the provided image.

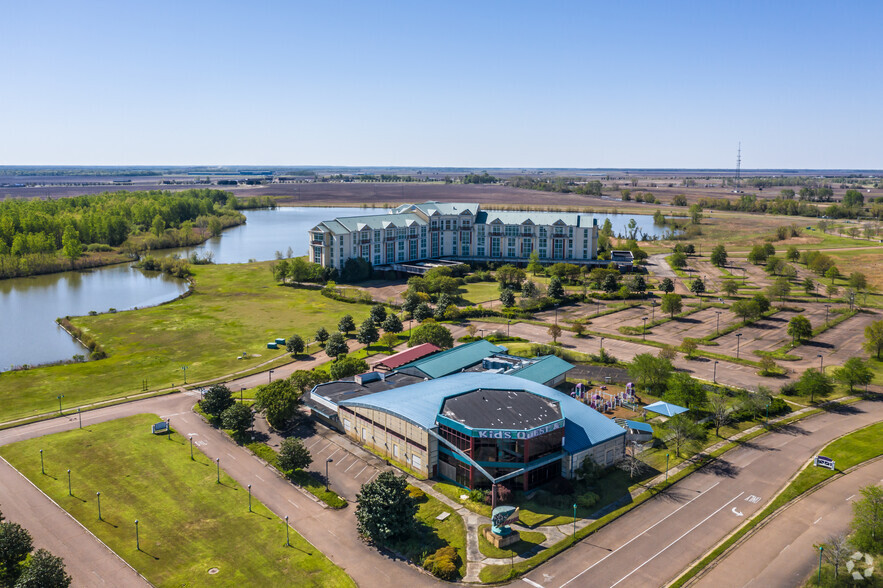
[815,455,836,470]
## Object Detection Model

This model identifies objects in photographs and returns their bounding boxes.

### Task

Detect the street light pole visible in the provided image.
[216,458,220,484]
[572,503,577,540]
[715,311,721,335]
[135,520,140,551]
[67,469,72,496]
[268,369,274,384]
[181,365,187,385]
[818,545,823,585]
[40,449,44,475]
[285,515,290,547]
[665,453,670,482]
[78,408,82,429]
[57,394,64,414]
[97,492,102,521]
[818,354,823,372]
[736,333,742,359]
[325,458,334,492]
[507,319,510,337]
[189,435,194,460]
[600,337,605,351]
[248,484,252,513]
[642,317,648,340]
[713,361,718,383]
[824,304,830,325]
[241,387,244,402]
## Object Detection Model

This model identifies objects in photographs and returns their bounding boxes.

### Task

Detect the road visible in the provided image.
[0,392,440,588]
[521,396,883,588]
[694,458,883,588]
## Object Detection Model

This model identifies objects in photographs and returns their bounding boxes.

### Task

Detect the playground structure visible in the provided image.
[572,381,638,414]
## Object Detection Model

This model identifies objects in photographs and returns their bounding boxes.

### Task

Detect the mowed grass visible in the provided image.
[0,261,370,422]
[0,414,354,588]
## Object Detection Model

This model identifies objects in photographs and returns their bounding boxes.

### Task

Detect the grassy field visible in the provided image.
[391,487,467,577]
[0,262,371,423]
[0,414,354,588]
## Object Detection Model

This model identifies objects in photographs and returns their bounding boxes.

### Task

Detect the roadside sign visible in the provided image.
[814,455,835,470]
[152,421,169,434]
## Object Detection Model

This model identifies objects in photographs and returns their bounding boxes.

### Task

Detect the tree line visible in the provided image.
[0,189,245,279]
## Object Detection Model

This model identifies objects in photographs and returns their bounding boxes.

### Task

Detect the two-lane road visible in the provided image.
[524,398,883,588]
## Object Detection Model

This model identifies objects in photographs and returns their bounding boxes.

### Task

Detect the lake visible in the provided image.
[1,206,664,370]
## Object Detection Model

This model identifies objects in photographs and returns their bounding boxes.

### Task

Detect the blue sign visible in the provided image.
[152,421,169,434]
[814,455,835,470]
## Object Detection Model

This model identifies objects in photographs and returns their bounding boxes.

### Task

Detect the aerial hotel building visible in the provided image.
[309,202,600,271]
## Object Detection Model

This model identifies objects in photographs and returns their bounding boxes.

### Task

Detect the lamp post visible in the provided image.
[189,435,194,460]
[507,319,511,337]
[325,458,334,492]
[766,400,771,427]
[248,484,252,513]
[818,545,823,585]
[818,354,823,372]
[555,304,559,325]
[824,304,830,325]
[600,337,605,351]
[715,311,721,335]
[166,419,171,440]
[735,333,742,359]
[572,503,577,540]
[597,300,601,316]
[665,453,670,482]
[135,520,140,551]
[67,469,72,496]
[713,361,718,383]
[285,515,290,547]
[480,329,484,339]
[78,408,82,429]
[651,301,655,322]
[40,449,44,475]
[216,458,220,484]
[240,387,245,402]
[57,394,64,414]
[181,365,187,385]
[642,317,648,340]
[268,369,274,384]
[96,492,102,521]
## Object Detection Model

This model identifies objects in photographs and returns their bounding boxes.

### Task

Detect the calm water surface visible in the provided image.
[1,206,663,370]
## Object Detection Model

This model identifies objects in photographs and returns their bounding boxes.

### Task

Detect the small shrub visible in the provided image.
[780,382,799,396]
[468,488,487,503]
[423,546,460,581]
[407,486,426,501]
[576,491,600,509]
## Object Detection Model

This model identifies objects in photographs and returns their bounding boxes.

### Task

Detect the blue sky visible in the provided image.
[3,1,881,168]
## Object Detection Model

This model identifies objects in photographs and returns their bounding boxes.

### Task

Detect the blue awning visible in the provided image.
[643,401,688,417]
[625,420,653,433]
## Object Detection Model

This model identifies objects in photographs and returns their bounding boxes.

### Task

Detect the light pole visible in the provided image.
[555,304,559,324]
[766,400,771,427]
[665,453,670,482]
[713,361,718,383]
[597,300,601,316]
[181,365,187,385]
[651,301,655,322]
[248,484,252,513]
[325,458,333,492]
[818,545,823,585]
[57,394,64,414]
[818,354,823,372]
[285,515,290,547]
[97,492,102,521]
[572,503,577,539]
[135,520,140,551]
[642,317,648,340]
[166,419,171,441]
[600,337,605,351]
[507,319,511,337]
[78,408,82,429]
[715,311,721,335]
[241,387,245,402]
[40,449,44,474]
[735,333,742,359]
[824,304,830,325]
[480,328,484,339]
[268,369,274,384]
[67,469,72,496]
[216,457,220,484]
[189,435,194,460]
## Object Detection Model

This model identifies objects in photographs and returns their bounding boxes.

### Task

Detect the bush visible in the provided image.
[780,382,799,396]
[423,546,460,581]
[576,491,600,510]
[407,486,426,501]
[484,485,513,505]
[468,488,487,503]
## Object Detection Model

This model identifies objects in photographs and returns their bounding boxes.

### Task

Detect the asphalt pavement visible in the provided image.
[522,397,883,588]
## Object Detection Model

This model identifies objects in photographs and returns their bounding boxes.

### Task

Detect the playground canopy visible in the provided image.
[643,401,688,417]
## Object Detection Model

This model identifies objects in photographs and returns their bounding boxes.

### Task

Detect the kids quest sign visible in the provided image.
[473,420,564,440]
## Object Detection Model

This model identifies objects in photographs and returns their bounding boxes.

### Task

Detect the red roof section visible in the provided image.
[374,343,441,370]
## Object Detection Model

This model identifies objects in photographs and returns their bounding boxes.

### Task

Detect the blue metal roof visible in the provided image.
[400,339,505,379]
[643,401,688,417]
[509,355,573,384]
[625,420,654,433]
[339,372,625,454]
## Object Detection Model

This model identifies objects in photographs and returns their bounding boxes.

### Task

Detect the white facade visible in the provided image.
[310,202,599,270]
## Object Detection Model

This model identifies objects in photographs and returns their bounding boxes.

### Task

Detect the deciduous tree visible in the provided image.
[710,245,727,267]
[278,437,312,473]
[355,472,418,543]
[254,379,300,430]
[357,320,379,348]
[201,384,234,418]
[661,293,682,318]
[12,548,70,588]
[834,357,873,392]
[286,334,305,356]
[324,332,348,358]
[865,319,883,359]
[338,314,356,335]
[408,319,453,349]
[221,403,254,438]
[787,315,812,344]
[796,368,833,403]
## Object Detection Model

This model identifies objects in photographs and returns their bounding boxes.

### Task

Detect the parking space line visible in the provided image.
[327,448,341,461]
[355,465,368,478]
[315,443,331,454]
[345,460,359,473]
[306,439,323,449]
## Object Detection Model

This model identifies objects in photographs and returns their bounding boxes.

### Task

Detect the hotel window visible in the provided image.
[445,219,451,230]
[421,226,427,236]
[539,226,547,238]
[505,225,517,237]
[374,230,380,241]
[409,226,417,237]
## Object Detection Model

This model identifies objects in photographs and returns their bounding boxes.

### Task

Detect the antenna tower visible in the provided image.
[736,142,742,191]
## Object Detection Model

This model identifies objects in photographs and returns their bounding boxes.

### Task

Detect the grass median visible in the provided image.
[0,413,354,587]
[0,261,371,424]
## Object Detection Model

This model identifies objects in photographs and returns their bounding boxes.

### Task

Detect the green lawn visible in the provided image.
[460,281,505,305]
[0,262,371,423]
[477,524,546,559]
[0,414,353,588]
[390,488,467,578]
